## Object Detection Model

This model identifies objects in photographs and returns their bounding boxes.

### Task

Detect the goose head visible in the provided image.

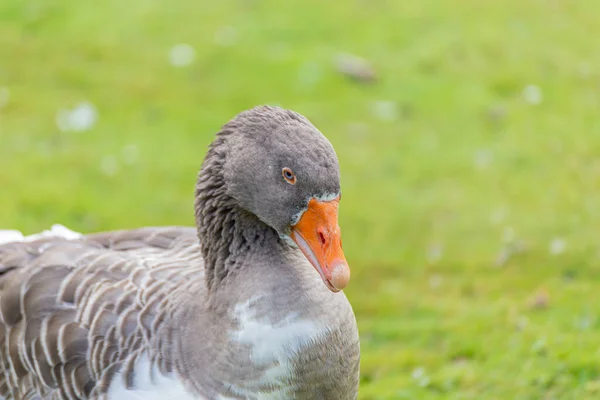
[217,106,350,292]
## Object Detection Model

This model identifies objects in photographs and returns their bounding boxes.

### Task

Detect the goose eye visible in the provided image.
[282,167,297,185]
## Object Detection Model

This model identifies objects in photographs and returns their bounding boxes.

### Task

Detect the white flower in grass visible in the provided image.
[522,84,542,105]
[411,367,430,387]
[56,102,98,132]
[549,237,566,255]
[169,44,196,67]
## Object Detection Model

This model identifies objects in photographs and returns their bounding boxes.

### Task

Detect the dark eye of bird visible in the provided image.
[282,167,297,184]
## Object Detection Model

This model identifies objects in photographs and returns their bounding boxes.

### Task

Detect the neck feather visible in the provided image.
[194,130,282,293]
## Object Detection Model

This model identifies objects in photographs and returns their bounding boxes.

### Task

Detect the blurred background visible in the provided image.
[1,0,599,398]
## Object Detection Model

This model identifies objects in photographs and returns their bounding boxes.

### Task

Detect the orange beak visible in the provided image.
[291,197,350,292]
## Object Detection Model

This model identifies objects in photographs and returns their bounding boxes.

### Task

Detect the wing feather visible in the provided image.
[0,227,203,399]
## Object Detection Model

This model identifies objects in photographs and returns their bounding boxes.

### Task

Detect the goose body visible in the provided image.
[0,107,360,399]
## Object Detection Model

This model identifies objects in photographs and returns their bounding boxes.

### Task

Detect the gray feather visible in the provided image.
[0,106,359,400]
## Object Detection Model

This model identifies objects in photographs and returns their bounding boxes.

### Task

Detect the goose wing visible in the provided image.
[0,226,203,399]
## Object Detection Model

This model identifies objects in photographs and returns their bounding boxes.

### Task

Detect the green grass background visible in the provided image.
[1,1,600,398]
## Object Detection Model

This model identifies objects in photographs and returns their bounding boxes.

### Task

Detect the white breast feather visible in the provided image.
[228,296,328,399]
[107,354,201,400]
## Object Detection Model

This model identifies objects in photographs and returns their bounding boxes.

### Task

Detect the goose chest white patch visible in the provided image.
[228,296,329,397]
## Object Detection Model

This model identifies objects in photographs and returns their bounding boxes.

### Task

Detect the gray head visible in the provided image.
[198,106,350,292]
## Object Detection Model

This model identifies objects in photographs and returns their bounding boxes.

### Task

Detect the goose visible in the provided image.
[0,106,360,400]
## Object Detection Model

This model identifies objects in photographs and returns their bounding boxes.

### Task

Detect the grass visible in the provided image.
[1,0,600,398]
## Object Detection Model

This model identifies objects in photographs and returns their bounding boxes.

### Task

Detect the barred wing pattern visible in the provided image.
[0,227,203,400]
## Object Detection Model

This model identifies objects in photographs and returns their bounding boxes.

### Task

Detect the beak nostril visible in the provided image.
[317,230,327,247]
